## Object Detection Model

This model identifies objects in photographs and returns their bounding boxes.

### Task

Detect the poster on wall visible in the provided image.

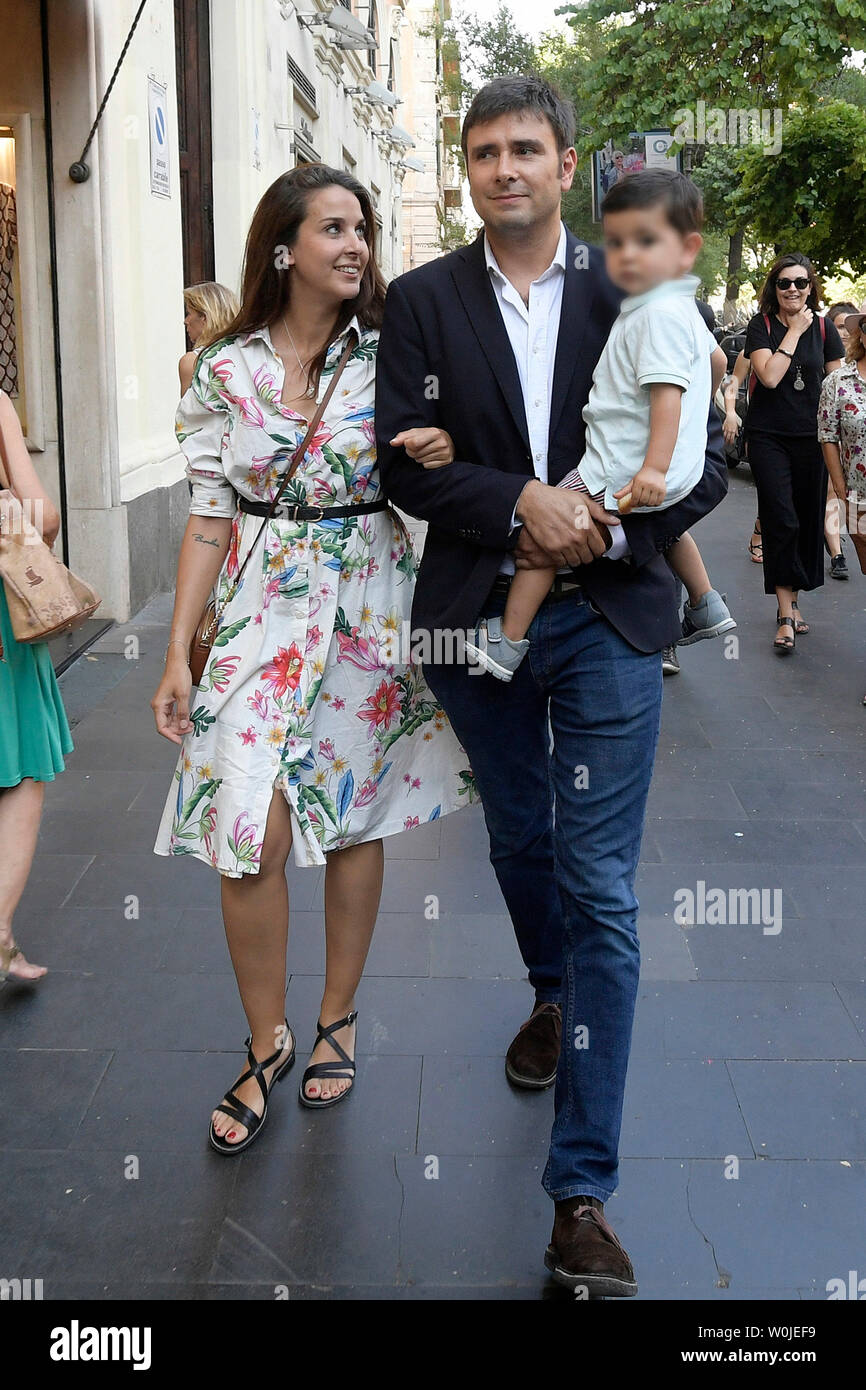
[148,77,170,199]
[591,131,681,221]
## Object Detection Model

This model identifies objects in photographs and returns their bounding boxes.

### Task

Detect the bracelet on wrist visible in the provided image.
[776,347,794,359]
[165,639,189,662]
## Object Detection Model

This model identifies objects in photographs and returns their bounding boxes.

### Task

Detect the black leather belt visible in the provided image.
[491,571,584,602]
[238,496,389,521]
[549,572,585,599]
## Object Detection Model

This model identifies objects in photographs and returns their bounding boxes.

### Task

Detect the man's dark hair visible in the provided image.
[601,168,703,235]
[461,75,576,160]
[695,298,716,331]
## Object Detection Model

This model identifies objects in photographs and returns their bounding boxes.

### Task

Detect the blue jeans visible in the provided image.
[423,584,662,1201]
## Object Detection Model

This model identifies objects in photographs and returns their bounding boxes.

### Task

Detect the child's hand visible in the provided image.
[615,465,667,512]
[390,428,455,469]
[722,412,741,445]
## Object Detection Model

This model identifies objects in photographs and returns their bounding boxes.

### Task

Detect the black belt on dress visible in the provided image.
[238,496,389,521]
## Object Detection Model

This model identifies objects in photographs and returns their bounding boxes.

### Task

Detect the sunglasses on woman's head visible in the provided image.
[776,277,809,291]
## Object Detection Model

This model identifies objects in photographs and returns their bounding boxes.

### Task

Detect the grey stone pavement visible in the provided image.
[3,468,866,1302]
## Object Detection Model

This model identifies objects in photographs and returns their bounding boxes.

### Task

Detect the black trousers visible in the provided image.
[747,430,827,596]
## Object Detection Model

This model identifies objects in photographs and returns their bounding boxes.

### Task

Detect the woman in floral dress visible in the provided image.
[151,165,474,1148]
[819,309,866,700]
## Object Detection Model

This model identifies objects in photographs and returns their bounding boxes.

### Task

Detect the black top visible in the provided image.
[744,311,845,435]
[696,299,716,331]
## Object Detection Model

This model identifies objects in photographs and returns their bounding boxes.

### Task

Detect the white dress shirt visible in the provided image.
[483,225,628,575]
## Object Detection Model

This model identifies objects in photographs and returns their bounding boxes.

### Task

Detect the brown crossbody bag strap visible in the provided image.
[188,328,357,676]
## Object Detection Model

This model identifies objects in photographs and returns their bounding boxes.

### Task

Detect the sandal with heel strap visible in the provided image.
[0,942,44,985]
[777,604,808,635]
[773,616,796,656]
[748,518,763,563]
[209,1020,296,1155]
[299,1010,358,1109]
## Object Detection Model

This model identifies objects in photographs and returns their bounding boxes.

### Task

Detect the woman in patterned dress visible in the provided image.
[819,310,866,700]
[151,166,474,1148]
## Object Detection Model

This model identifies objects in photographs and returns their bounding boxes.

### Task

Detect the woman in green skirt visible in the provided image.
[0,390,73,982]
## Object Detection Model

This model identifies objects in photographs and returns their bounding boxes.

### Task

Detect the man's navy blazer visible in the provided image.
[375,227,728,653]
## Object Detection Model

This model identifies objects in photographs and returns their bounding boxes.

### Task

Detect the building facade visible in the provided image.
[1,0,413,623]
[398,0,461,271]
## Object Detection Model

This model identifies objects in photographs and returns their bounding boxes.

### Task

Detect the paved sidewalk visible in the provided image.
[4,467,866,1300]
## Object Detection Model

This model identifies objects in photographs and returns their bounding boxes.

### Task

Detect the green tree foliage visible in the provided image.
[551,0,866,298]
[816,62,866,110]
[556,0,866,145]
[443,2,866,293]
[449,2,540,100]
[731,100,866,275]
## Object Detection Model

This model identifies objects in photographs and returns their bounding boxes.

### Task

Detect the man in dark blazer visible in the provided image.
[376,76,727,1296]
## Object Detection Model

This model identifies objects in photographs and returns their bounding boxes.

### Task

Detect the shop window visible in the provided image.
[0,126,19,402]
[0,115,43,449]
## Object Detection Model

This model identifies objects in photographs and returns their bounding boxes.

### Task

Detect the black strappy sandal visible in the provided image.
[777,606,809,635]
[748,517,763,563]
[299,1011,358,1109]
[209,1022,296,1155]
[790,601,809,635]
[773,616,796,656]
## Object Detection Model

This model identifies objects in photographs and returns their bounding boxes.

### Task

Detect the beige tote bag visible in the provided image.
[0,423,101,657]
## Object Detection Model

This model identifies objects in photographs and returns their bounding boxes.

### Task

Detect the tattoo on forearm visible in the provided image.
[192,532,220,547]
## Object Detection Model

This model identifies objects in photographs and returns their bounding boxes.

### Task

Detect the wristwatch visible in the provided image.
[777,347,794,359]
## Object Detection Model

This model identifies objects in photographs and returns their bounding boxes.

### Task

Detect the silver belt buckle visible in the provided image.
[552,574,582,595]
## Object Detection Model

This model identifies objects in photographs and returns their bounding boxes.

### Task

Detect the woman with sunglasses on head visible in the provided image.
[743,254,844,653]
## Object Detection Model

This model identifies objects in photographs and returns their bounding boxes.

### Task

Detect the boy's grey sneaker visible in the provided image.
[679,589,737,645]
[661,645,680,676]
[464,616,530,682]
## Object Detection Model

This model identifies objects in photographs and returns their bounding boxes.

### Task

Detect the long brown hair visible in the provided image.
[222,165,387,394]
[758,252,820,318]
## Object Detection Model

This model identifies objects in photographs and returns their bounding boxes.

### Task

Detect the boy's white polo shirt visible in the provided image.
[578,272,714,512]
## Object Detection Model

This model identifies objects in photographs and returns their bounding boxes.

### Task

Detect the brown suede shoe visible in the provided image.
[505,999,561,1089]
[545,1197,638,1298]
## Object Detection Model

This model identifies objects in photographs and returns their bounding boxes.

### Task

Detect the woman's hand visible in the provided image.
[390,427,454,469]
[722,411,741,445]
[151,652,194,744]
[0,490,61,545]
[788,306,814,337]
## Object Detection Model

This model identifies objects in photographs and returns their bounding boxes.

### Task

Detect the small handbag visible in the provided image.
[187,330,357,686]
[0,444,101,662]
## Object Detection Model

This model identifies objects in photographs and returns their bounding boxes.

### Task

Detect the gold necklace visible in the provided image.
[280,315,316,397]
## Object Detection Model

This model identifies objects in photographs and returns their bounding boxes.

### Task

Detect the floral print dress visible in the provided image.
[153,316,476,876]
[818,362,866,501]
